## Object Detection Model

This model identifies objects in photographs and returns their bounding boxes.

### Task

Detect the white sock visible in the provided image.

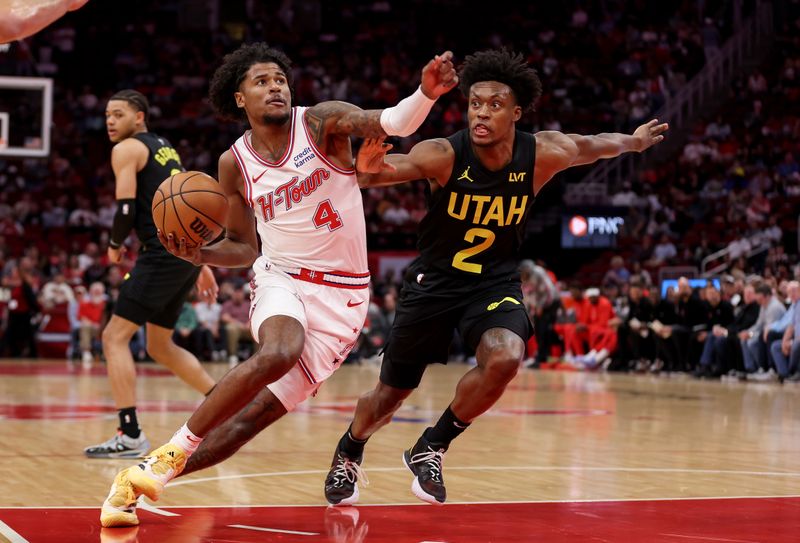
[596,349,609,362]
[169,423,203,456]
[587,350,598,359]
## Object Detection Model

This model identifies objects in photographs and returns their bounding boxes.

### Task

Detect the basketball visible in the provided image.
[152,171,228,248]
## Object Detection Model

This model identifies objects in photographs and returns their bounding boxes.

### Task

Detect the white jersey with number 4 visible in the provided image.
[229,106,368,275]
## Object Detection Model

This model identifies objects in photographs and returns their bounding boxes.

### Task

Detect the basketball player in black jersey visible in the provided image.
[323,49,669,505]
[84,90,217,458]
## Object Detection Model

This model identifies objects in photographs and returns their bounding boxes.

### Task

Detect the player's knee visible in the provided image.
[372,384,411,416]
[228,419,258,449]
[252,343,300,376]
[483,349,522,384]
[145,338,168,361]
[101,323,127,350]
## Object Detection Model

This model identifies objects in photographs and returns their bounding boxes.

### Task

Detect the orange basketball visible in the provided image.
[152,171,228,248]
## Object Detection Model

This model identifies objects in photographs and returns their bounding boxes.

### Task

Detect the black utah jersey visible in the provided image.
[416,129,536,280]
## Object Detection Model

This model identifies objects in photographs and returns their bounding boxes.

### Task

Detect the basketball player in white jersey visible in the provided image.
[100,42,457,527]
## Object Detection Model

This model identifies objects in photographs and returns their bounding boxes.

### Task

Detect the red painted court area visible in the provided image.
[1,497,795,542]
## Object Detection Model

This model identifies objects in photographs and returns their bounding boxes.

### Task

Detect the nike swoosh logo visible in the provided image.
[253,169,268,183]
[347,300,364,307]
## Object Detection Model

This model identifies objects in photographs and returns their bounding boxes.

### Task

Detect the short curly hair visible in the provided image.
[209,43,294,121]
[458,49,542,112]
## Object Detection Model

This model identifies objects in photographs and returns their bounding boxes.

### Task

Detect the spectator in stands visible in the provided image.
[629,261,654,289]
[520,260,560,368]
[68,195,98,230]
[1,259,40,357]
[77,281,107,365]
[613,279,655,371]
[648,233,677,266]
[172,299,199,356]
[693,284,735,377]
[771,286,800,382]
[41,198,67,229]
[741,283,786,380]
[715,283,761,379]
[194,293,223,361]
[602,256,631,289]
[766,281,800,380]
[563,287,617,369]
[39,268,75,309]
[220,284,252,365]
[674,277,710,372]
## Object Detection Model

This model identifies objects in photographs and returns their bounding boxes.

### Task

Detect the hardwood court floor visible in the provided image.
[1,359,798,542]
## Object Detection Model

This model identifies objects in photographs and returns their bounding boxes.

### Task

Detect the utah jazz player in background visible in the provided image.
[324,49,669,505]
[84,90,217,458]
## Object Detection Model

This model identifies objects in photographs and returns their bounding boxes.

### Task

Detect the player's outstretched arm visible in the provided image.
[356,137,454,188]
[304,51,458,141]
[159,151,258,268]
[566,119,669,166]
[533,119,669,194]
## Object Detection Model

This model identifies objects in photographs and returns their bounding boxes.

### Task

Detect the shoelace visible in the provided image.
[331,455,369,488]
[409,447,446,483]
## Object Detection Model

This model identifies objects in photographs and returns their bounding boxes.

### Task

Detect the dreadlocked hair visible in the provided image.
[458,49,542,112]
[209,43,294,121]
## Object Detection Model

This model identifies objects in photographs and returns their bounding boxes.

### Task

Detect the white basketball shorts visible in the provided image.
[248,256,370,411]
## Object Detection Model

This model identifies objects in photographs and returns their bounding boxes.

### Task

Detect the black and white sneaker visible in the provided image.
[85,430,150,459]
[402,435,446,505]
[324,446,368,506]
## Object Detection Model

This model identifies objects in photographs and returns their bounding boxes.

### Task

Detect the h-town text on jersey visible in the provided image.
[256,167,331,222]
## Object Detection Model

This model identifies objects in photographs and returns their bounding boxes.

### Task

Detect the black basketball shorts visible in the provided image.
[380,267,533,390]
[114,248,201,329]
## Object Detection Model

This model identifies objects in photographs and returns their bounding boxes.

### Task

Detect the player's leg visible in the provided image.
[403,293,530,505]
[100,268,307,528]
[144,323,214,394]
[181,386,288,476]
[84,314,150,458]
[101,314,304,528]
[326,291,451,506]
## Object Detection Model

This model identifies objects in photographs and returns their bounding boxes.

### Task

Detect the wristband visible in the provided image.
[379,86,436,137]
[110,198,136,248]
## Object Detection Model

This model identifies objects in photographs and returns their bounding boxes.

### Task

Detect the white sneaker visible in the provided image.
[228,354,239,366]
[750,368,778,382]
[85,431,150,459]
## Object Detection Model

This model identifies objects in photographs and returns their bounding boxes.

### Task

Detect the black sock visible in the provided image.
[423,406,470,449]
[118,407,141,439]
[338,425,368,459]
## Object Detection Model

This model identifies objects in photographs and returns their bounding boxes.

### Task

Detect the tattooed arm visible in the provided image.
[304,50,459,144]
[180,388,288,476]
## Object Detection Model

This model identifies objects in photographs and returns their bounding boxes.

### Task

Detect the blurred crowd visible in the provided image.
[518,258,800,384]
[2,0,799,384]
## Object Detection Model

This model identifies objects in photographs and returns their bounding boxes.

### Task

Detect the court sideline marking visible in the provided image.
[165,465,800,489]
[0,520,27,543]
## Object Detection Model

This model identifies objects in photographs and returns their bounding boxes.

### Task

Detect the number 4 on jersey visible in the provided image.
[313,199,343,231]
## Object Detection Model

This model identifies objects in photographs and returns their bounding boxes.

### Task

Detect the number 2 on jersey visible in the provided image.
[313,199,343,231]
[452,228,496,274]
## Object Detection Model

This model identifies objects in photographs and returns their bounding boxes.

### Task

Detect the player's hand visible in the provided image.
[195,265,219,303]
[157,229,204,266]
[107,245,126,263]
[356,138,396,174]
[420,51,459,99]
[633,119,669,152]
[782,338,792,356]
